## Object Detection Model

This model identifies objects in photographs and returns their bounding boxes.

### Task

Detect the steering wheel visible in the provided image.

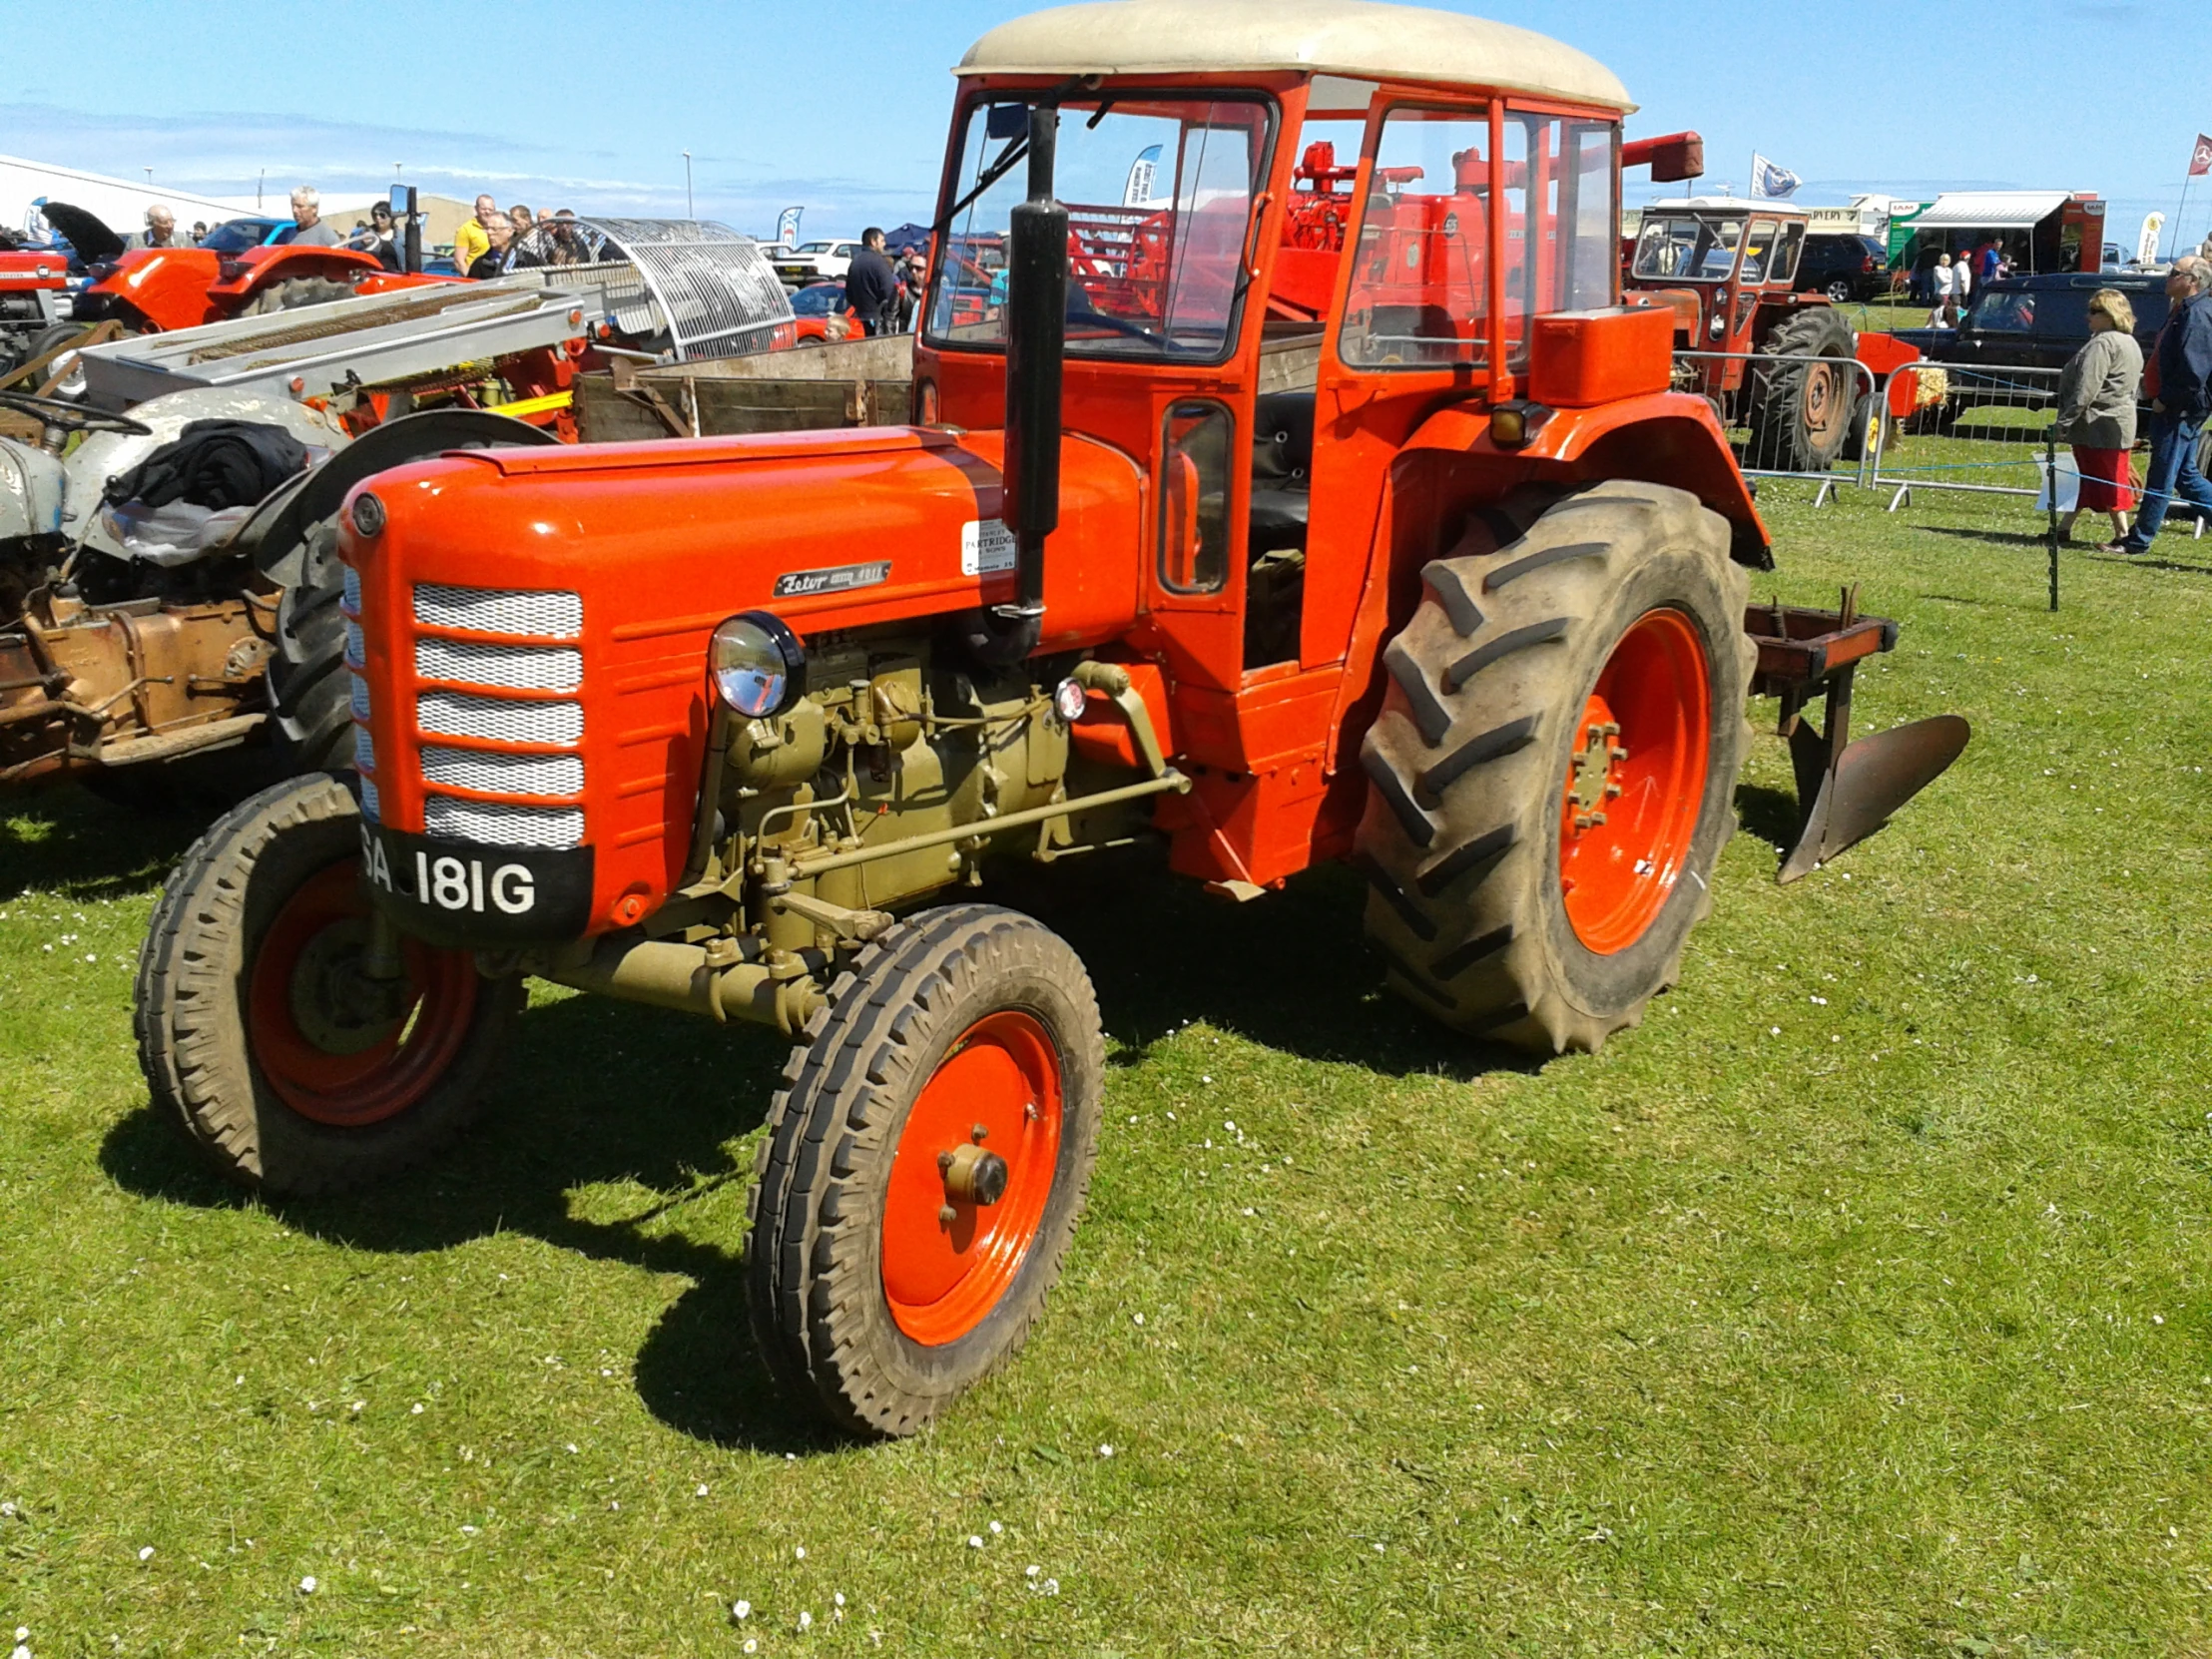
[0,387,152,436]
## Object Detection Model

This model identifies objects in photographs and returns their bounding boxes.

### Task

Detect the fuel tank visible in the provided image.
[341,424,1145,940]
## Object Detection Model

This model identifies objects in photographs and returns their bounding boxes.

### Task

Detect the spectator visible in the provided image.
[1975,238,2001,286]
[1951,245,1971,308]
[453,194,500,276]
[351,201,402,272]
[896,248,929,330]
[2053,288,2143,549]
[508,205,534,236]
[189,220,208,246]
[843,227,900,336]
[467,217,512,279]
[2115,255,2212,555]
[132,205,179,250]
[1930,253,1955,323]
[288,186,343,247]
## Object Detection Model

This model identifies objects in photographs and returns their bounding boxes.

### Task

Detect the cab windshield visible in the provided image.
[927,92,1275,362]
[1632,215,1745,281]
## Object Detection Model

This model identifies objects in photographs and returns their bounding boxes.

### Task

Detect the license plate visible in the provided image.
[358,822,595,946]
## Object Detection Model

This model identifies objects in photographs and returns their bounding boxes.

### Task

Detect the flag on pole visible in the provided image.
[1123,145,1162,207]
[2138,212,2166,265]
[1750,154,1801,200]
[777,206,803,245]
[2190,134,2212,178]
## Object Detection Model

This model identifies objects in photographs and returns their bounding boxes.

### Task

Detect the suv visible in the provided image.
[770,239,861,285]
[1892,272,2169,371]
[1796,232,1889,303]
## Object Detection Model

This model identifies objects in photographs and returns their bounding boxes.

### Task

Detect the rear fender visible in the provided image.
[1401,393,1772,569]
[214,247,385,305]
[81,249,222,332]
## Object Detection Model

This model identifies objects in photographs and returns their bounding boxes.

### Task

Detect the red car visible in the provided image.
[788,279,859,344]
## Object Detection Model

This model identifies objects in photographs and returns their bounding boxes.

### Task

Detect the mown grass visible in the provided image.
[4,485,2212,1657]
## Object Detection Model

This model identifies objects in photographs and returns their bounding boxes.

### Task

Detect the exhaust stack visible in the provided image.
[990,106,1066,654]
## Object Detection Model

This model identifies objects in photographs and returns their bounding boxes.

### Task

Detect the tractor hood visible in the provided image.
[350,424,1142,650]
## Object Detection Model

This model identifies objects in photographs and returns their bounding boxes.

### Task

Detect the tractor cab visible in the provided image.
[1624,198,1814,354]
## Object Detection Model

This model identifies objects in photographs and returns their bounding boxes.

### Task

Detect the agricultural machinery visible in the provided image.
[0,247,76,377]
[1623,198,1863,471]
[3,242,792,803]
[138,0,1964,1436]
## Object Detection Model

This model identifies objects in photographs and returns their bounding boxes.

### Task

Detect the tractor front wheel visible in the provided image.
[747,904,1103,1436]
[134,775,520,1195]
[1356,481,1754,1053]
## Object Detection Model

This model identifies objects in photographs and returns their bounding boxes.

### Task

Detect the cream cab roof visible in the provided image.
[957,0,1634,113]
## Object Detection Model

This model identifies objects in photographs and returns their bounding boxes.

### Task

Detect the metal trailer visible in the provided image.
[494,217,797,362]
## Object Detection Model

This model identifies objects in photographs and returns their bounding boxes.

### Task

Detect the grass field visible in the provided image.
[5,484,2212,1657]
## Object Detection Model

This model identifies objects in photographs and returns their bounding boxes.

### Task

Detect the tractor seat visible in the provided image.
[1249,389,1315,555]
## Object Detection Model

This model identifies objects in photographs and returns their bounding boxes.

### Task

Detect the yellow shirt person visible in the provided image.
[453,196,499,276]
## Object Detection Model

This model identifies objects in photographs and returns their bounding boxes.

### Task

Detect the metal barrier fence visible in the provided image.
[1671,348,1879,500]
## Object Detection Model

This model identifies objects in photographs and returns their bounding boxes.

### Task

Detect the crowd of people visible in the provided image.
[2054,257,2212,555]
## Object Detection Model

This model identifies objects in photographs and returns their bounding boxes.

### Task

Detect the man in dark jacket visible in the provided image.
[843,229,901,337]
[2118,256,2212,553]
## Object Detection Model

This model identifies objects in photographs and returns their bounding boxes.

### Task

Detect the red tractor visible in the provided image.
[1623,198,1861,472]
[137,1,1954,1435]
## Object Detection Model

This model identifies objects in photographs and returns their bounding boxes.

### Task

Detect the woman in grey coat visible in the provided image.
[2054,288,2144,549]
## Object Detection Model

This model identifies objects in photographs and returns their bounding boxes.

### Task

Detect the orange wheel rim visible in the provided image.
[882,1010,1063,1347]
[247,862,480,1128]
[1559,608,1712,955]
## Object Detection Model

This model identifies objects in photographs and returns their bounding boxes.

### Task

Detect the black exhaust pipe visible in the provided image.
[972,105,1065,665]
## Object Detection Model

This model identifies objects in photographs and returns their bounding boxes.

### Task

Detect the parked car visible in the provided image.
[771,239,861,285]
[1795,232,1890,303]
[1891,272,2169,372]
[788,279,857,343]
[196,217,300,253]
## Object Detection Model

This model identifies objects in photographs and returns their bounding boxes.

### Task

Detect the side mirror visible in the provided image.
[388,184,417,219]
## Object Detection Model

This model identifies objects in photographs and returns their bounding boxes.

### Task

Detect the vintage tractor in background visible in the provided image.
[0,246,78,378]
[1623,198,1862,472]
[137,0,1963,1437]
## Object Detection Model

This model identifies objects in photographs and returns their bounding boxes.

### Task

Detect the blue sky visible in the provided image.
[0,0,2205,247]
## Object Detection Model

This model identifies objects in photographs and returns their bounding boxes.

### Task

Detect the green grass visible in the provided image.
[6,488,2212,1657]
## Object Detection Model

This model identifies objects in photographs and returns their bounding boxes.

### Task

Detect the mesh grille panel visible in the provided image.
[415,637,582,692]
[419,745,584,798]
[412,583,582,639]
[352,727,374,774]
[424,796,583,848]
[417,690,582,747]
[344,620,365,669]
[342,565,361,613]
[359,778,381,825]
[349,674,371,722]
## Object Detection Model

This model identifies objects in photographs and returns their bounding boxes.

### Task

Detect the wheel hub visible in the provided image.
[287,919,410,1056]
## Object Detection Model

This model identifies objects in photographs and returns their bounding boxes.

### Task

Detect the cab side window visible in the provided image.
[1159,400,1233,595]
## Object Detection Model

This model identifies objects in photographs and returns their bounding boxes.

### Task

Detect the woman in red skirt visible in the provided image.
[2055,289,2144,550]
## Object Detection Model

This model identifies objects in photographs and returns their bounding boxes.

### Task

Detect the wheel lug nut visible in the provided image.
[971,1123,988,1143]
[938,1204,957,1226]
[937,1151,953,1172]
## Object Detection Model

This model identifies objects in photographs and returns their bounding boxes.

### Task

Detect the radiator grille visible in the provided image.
[420,745,583,798]
[415,637,582,692]
[352,726,375,774]
[342,565,361,612]
[412,583,583,639]
[417,690,584,747]
[344,620,366,669]
[423,796,584,848]
[349,674,371,722]
[359,778,382,825]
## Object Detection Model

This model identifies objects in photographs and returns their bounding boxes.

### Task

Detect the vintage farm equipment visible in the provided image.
[1623,198,1863,471]
[138,0,1964,1437]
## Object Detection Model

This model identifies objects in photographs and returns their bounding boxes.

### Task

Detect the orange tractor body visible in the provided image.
[137,0,1961,1437]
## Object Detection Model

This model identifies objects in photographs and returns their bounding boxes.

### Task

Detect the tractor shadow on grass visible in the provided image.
[100,989,836,1453]
[0,784,205,903]
[98,850,1532,1450]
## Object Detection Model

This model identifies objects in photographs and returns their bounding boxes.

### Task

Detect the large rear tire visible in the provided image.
[134,775,520,1195]
[1746,305,1856,471]
[747,904,1103,1436]
[268,517,355,775]
[1356,481,1754,1054]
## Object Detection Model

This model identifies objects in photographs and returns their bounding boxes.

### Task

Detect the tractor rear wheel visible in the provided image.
[747,904,1103,1436]
[134,774,520,1195]
[1745,306,1857,471]
[240,276,360,316]
[268,516,356,775]
[1356,481,1754,1053]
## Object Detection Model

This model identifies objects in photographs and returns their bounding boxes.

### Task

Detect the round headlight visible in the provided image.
[709,611,805,718]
